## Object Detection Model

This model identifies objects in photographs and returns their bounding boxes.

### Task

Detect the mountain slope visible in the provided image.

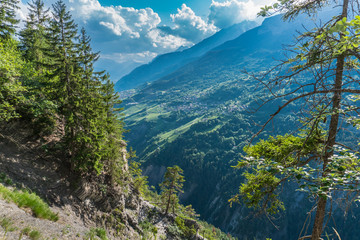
[120,9,359,239]
[115,21,258,91]
[0,122,233,240]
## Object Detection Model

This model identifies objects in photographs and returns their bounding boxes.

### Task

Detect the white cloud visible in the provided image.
[17,0,267,80]
[208,0,272,28]
[169,4,218,43]
[67,0,160,39]
[101,51,158,64]
[147,28,192,49]
[16,1,29,29]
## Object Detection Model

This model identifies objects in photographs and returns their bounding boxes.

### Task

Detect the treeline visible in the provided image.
[0,0,124,180]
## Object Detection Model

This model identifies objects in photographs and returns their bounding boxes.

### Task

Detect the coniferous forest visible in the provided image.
[1,0,124,178]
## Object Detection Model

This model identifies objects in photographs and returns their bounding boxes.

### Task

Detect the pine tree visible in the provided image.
[99,76,125,182]
[0,0,19,38]
[46,0,80,167]
[19,0,50,70]
[47,0,78,105]
[160,166,185,215]
[68,28,108,173]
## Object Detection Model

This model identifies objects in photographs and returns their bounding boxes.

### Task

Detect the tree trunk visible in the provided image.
[310,1,348,238]
[165,181,174,215]
[311,197,327,240]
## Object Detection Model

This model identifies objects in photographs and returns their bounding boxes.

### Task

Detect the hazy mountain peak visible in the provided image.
[114,20,258,92]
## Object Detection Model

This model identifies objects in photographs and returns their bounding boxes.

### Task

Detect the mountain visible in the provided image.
[120,8,359,239]
[114,20,258,91]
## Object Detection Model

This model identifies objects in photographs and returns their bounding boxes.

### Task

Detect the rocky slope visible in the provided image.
[0,122,225,240]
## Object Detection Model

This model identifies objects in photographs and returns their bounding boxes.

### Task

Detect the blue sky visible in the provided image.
[100,0,213,22]
[18,0,272,81]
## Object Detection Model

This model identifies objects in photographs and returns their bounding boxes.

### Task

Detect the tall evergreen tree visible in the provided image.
[19,0,50,70]
[0,0,19,38]
[46,0,80,166]
[47,0,78,105]
[100,76,125,183]
[68,28,108,173]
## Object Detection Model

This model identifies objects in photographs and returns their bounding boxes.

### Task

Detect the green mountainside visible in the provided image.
[121,9,360,239]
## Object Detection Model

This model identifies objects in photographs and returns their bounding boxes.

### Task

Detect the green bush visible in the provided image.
[139,220,158,239]
[174,216,196,239]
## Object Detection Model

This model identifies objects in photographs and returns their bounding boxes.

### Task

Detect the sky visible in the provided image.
[17,0,274,81]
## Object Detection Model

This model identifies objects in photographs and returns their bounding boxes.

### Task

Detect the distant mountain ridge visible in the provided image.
[114,21,258,91]
[120,9,352,239]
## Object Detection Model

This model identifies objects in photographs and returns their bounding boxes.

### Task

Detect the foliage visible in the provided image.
[139,220,158,240]
[0,183,59,221]
[129,161,149,196]
[230,127,327,214]
[28,229,42,240]
[234,0,360,239]
[0,38,27,121]
[159,165,185,215]
[179,204,199,219]
[174,216,196,239]
[19,0,51,69]
[0,0,19,38]
[0,0,126,180]
[85,227,108,240]
[0,217,16,238]
[197,220,236,240]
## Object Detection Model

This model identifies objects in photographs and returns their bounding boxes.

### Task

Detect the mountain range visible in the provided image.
[114,20,258,91]
[117,8,357,239]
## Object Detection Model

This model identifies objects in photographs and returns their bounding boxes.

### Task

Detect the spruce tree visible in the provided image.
[19,0,50,70]
[0,0,19,38]
[69,28,107,173]
[47,0,78,105]
[46,0,82,169]
[100,76,125,183]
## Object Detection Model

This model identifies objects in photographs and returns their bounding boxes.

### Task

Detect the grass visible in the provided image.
[28,229,42,240]
[157,117,203,143]
[84,228,108,240]
[19,227,42,240]
[0,217,17,238]
[0,183,59,221]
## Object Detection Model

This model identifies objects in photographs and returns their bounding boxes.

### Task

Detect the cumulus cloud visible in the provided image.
[16,1,29,29]
[67,0,161,39]
[16,0,270,80]
[147,28,192,49]
[168,4,218,43]
[57,0,193,79]
[208,0,272,28]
